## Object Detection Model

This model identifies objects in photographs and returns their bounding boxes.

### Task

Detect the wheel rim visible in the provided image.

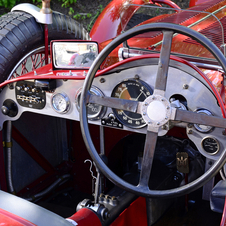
[7,46,50,80]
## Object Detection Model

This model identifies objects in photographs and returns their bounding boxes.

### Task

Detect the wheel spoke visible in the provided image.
[155,30,174,92]
[175,109,226,128]
[88,92,142,113]
[9,48,48,79]
[138,128,158,188]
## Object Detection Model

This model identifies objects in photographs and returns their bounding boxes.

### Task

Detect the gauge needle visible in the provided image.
[135,91,143,101]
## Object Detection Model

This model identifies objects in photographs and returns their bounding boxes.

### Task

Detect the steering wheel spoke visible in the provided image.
[139,128,158,188]
[175,109,226,128]
[88,92,142,113]
[155,30,174,92]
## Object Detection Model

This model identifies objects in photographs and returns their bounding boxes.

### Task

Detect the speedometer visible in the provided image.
[111,79,153,128]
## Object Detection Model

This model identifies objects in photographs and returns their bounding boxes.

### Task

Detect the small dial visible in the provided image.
[201,137,220,155]
[51,93,70,113]
[194,109,213,133]
[111,79,153,128]
[76,86,106,120]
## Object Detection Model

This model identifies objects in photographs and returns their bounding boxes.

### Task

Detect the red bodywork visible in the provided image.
[90,0,180,43]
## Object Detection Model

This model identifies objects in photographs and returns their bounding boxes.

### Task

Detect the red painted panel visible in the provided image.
[90,0,151,43]
[220,197,226,226]
[0,208,36,226]
[110,197,147,226]
[68,208,102,226]
[189,0,210,7]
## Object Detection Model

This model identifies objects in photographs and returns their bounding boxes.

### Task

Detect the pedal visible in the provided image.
[176,152,189,174]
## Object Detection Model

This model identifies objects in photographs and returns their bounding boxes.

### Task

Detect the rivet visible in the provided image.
[134,74,140,79]
[183,84,189,89]
[157,122,160,125]
[188,129,193,134]
[100,78,105,83]
[8,84,14,90]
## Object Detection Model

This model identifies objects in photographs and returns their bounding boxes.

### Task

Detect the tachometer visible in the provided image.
[111,79,153,128]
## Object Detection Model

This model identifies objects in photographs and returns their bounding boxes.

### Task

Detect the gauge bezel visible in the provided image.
[194,109,214,133]
[75,86,106,120]
[51,92,70,114]
[111,78,153,129]
[201,136,220,155]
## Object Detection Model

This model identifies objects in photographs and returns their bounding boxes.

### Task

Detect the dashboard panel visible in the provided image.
[0,57,224,160]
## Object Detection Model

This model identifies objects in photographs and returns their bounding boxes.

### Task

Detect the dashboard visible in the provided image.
[0,57,224,161]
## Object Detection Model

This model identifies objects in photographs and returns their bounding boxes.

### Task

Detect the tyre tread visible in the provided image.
[0,11,89,82]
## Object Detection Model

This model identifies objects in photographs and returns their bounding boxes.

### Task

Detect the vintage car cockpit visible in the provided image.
[0,1,226,225]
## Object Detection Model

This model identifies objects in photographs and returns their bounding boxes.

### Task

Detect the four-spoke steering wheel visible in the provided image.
[80,23,226,198]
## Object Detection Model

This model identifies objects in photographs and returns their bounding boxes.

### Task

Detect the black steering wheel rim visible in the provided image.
[80,22,226,198]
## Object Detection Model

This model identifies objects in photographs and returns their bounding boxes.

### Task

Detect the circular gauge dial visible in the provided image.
[51,93,70,113]
[194,109,213,133]
[111,79,153,128]
[201,137,220,155]
[76,86,106,120]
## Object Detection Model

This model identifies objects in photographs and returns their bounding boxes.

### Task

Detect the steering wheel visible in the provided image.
[80,23,226,198]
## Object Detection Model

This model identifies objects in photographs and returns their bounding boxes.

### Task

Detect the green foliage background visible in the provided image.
[0,0,17,9]
[0,0,188,31]
[0,0,106,31]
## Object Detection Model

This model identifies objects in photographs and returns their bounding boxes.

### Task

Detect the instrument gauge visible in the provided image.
[201,137,220,155]
[51,93,70,113]
[194,109,213,133]
[76,86,106,120]
[111,79,153,128]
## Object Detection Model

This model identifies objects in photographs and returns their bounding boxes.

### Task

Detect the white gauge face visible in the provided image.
[52,93,70,113]
[194,109,213,133]
[75,86,106,120]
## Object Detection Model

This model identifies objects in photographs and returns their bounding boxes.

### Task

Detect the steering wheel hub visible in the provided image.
[142,94,171,127]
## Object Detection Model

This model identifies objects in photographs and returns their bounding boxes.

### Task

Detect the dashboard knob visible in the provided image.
[24,87,29,92]
[32,87,37,93]
[16,86,22,91]
[1,99,18,117]
[1,106,9,115]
